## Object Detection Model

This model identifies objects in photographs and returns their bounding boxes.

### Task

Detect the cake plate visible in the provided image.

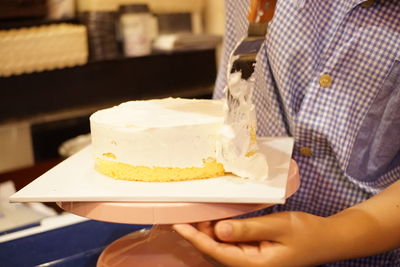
[58,160,300,267]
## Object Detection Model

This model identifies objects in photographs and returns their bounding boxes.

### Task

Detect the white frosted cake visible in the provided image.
[90,97,269,182]
[90,98,226,182]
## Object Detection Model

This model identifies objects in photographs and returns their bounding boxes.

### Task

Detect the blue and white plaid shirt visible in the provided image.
[215,0,400,266]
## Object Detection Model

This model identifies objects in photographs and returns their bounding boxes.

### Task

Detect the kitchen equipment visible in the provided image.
[217,0,277,180]
[118,4,158,57]
[230,0,277,81]
[0,24,88,77]
[227,0,277,135]
[79,11,119,61]
[10,137,294,204]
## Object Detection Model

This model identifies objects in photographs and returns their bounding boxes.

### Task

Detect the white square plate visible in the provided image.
[10,137,294,204]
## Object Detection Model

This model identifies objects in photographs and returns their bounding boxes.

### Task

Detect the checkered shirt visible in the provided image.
[215,0,400,266]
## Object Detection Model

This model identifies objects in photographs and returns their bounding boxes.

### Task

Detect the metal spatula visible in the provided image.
[226,0,277,148]
[228,0,277,102]
[218,0,277,180]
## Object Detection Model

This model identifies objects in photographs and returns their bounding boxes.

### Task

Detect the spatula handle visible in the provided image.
[248,0,277,23]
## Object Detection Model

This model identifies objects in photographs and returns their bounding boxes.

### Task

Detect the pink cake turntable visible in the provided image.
[9,137,300,267]
[58,160,299,225]
[10,137,299,266]
[58,160,300,267]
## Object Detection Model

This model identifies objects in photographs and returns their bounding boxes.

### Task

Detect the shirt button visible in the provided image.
[361,0,374,8]
[300,147,313,157]
[319,74,333,88]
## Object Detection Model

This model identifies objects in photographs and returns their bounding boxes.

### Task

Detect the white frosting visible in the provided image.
[90,98,224,168]
[216,70,269,181]
[91,96,269,180]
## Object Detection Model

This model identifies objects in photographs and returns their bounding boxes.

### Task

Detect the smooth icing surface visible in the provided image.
[90,98,224,168]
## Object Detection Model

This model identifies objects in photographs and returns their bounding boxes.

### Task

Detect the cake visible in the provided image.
[90,98,226,182]
[90,97,269,182]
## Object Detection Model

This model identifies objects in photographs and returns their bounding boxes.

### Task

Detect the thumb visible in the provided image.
[214,216,286,243]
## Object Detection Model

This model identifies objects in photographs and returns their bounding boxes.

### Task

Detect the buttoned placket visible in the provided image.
[293,1,371,158]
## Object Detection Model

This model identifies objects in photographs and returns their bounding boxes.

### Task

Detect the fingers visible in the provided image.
[173,224,251,267]
[214,214,289,243]
[238,243,260,256]
[197,221,216,238]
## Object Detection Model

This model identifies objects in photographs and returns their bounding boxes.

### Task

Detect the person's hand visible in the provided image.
[174,180,400,266]
[173,212,336,267]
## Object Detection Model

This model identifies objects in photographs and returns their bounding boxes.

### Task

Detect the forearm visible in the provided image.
[325,179,400,262]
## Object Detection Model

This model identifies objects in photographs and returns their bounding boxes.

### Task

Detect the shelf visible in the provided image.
[0,49,216,123]
[0,18,79,30]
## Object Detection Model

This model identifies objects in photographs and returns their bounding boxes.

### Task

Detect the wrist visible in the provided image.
[304,215,353,265]
[324,209,385,262]
[287,213,353,266]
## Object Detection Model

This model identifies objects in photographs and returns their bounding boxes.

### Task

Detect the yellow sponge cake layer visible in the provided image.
[95,157,225,182]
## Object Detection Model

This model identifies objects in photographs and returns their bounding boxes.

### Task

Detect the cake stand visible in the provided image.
[57,160,300,267]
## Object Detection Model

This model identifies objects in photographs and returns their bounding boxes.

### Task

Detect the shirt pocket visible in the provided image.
[346,58,400,182]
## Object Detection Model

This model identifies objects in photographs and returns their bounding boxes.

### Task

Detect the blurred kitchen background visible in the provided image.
[0,0,225,185]
[0,2,226,263]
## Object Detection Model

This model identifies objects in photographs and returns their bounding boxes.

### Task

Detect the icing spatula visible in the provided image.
[230,0,277,81]
[218,0,277,180]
